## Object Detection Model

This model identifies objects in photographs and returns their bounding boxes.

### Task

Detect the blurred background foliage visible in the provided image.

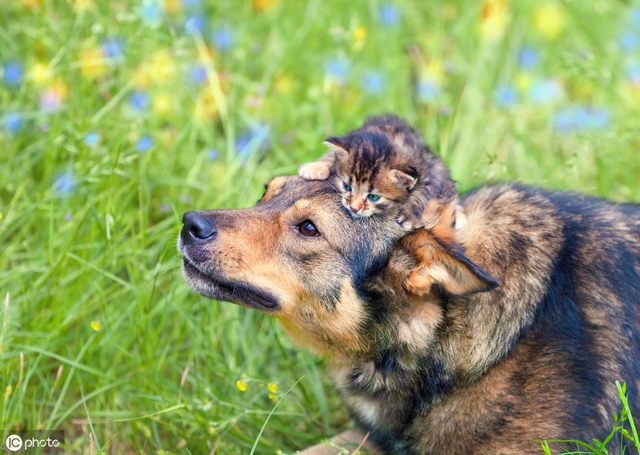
[1,0,640,453]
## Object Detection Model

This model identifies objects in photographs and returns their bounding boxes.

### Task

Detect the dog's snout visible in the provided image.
[181,211,216,244]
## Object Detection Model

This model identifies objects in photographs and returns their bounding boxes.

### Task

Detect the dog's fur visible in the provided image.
[179,176,640,454]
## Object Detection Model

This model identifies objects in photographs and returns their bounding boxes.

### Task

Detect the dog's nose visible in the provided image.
[181,211,216,244]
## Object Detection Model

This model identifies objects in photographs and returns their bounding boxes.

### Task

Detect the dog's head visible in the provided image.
[178,175,497,359]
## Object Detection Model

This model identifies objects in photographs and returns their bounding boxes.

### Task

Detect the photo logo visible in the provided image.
[2,431,65,453]
[5,434,22,452]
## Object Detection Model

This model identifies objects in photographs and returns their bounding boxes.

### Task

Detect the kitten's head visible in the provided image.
[325,133,418,218]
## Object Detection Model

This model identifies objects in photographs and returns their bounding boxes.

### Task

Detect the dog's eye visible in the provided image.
[298,220,319,237]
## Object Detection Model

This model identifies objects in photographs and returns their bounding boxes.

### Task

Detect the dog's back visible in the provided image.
[342,184,640,454]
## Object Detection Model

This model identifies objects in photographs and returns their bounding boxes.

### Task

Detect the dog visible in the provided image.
[179,175,640,454]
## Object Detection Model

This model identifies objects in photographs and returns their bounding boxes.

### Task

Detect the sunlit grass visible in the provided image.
[2,0,640,453]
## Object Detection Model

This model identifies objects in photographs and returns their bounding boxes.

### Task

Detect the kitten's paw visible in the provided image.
[298,162,331,180]
[396,213,422,231]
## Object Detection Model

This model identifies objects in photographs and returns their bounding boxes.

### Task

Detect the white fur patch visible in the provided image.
[351,398,380,426]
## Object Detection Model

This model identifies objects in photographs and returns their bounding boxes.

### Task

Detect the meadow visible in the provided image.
[2,0,640,453]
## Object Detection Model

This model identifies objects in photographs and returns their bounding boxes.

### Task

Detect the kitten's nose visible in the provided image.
[349,200,363,212]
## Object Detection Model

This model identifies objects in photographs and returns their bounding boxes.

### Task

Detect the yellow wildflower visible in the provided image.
[135,50,176,87]
[73,0,93,13]
[208,427,216,435]
[533,3,565,39]
[148,50,176,83]
[78,46,107,79]
[268,383,278,393]
[515,72,533,92]
[194,90,219,121]
[422,59,445,85]
[253,0,279,12]
[165,0,181,15]
[236,380,247,392]
[481,0,509,40]
[154,93,172,114]
[274,73,294,94]
[28,62,52,84]
[354,26,367,40]
[91,321,101,331]
[268,394,277,402]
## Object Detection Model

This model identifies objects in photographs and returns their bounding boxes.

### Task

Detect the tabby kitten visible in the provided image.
[298,115,457,230]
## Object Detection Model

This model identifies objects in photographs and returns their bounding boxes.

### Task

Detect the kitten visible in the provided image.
[298,115,457,230]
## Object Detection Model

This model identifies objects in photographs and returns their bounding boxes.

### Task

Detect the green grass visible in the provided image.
[2,0,640,453]
[539,382,640,455]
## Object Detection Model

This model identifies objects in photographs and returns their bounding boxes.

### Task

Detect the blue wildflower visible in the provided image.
[554,110,574,132]
[207,149,218,160]
[54,172,77,193]
[554,106,610,133]
[212,26,234,51]
[417,79,440,102]
[620,31,639,51]
[2,112,22,134]
[588,108,610,129]
[362,71,386,94]
[136,136,153,152]
[236,135,251,157]
[85,132,100,147]
[190,65,207,85]
[3,62,23,86]
[518,47,538,69]
[185,15,206,34]
[632,7,640,26]
[130,90,150,110]
[140,1,163,25]
[236,125,269,159]
[494,84,518,108]
[528,79,562,104]
[325,57,350,82]
[103,38,125,59]
[627,61,640,84]
[379,4,400,26]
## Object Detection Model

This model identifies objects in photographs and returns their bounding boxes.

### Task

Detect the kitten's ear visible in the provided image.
[402,228,499,297]
[323,137,350,154]
[390,169,418,191]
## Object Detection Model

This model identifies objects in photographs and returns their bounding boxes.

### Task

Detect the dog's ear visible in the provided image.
[323,136,350,154]
[402,228,499,297]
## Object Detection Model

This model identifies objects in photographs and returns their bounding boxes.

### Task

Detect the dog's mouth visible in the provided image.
[182,260,279,311]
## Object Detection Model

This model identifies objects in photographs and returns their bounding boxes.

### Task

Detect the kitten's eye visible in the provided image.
[298,220,319,237]
[343,182,352,192]
[367,194,381,201]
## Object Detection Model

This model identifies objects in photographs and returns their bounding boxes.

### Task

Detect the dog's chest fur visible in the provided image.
[331,349,456,454]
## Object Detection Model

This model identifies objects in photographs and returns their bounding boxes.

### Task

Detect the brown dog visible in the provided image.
[179,176,640,454]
